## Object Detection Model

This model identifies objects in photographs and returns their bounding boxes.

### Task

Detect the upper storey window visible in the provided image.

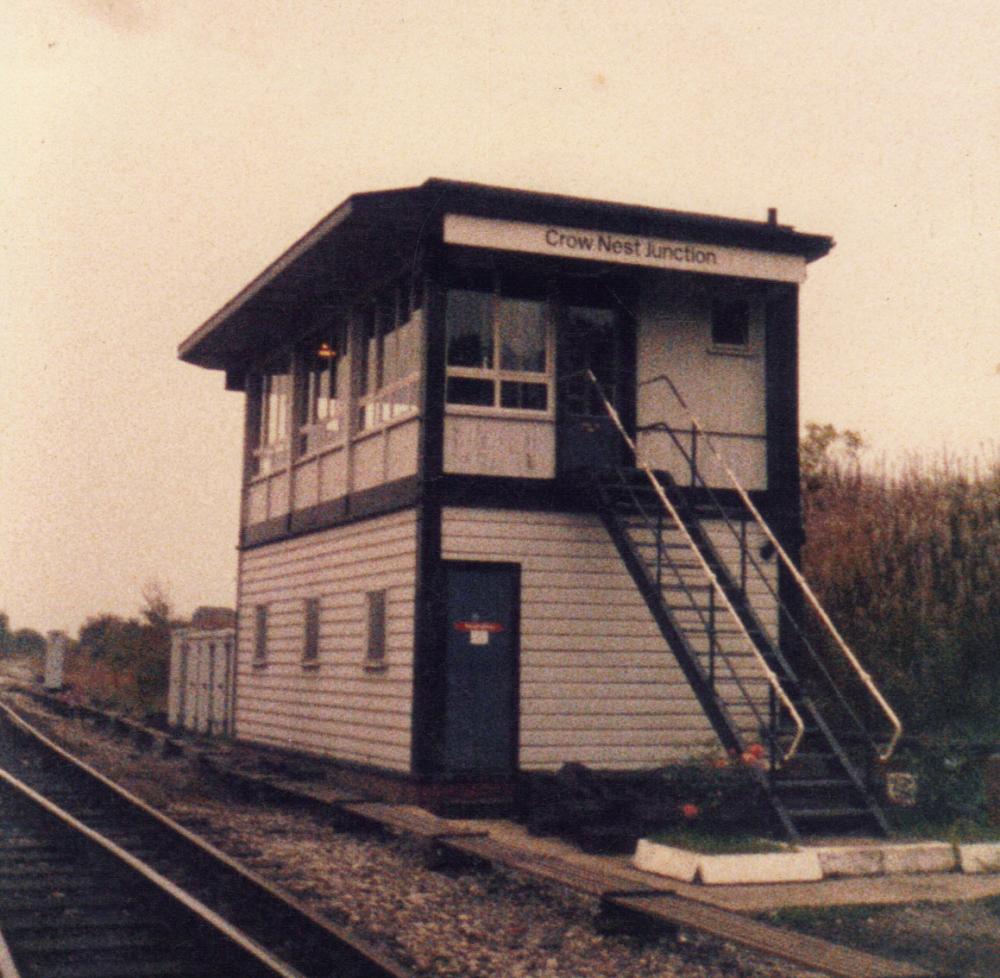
[710,298,751,351]
[357,277,422,431]
[445,285,551,413]
[298,315,347,455]
[252,356,291,476]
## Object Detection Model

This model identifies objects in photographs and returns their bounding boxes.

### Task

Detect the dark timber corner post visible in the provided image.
[764,284,806,665]
[412,241,446,782]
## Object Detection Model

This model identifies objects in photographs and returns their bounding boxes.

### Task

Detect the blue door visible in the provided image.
[441,562,519,777]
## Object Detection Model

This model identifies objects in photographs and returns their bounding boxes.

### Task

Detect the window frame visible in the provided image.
[302,597,321,667]
[364,589,388,671]
[356,277,422,434]
[296,317,347,458]
[250,356,292,477]
[444,285,555,417]
[708,297,754,355]
[252,604,268,666]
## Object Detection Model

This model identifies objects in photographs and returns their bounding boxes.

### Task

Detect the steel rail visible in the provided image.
[3,693,932,978]
[583,369,806,765]
[0,930,20,978]
[0,761,307,978]
[637,372,903,762]
[0,701,415,978]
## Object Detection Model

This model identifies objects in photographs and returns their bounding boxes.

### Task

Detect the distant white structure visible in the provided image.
[168,608,235,736]
[44,631,67,691]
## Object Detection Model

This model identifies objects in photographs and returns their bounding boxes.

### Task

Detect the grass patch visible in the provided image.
[889,811,1000,844]
[646,828,787,854]
[760,899,1000,978]
[763,902,883,932]
[982,894,1000,922]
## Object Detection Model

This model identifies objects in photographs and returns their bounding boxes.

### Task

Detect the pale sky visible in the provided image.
[2,0,997,634]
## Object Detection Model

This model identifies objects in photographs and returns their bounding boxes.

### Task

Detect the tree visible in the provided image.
[0,614,45,657]
[0,613,10,656]
[800,421,864,493]
[74,583,176,714]
[12,629,45,657]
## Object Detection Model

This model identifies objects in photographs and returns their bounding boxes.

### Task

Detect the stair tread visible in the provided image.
[772,777,855,789]
[784,805,874,817]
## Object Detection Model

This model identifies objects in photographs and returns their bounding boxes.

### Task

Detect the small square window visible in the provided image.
[365,590,387,669]
[253,605,268,664]
[303,598,320,664]
[711,299,751,349]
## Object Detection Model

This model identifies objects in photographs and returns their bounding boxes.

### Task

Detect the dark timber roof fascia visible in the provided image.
[178,178,834,372]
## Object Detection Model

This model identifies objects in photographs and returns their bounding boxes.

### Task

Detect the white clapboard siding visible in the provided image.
[444,413,556,479]
[352,417,420,492]
[236,508,418,771]
[636,287,768,490]
[441,507,719,771]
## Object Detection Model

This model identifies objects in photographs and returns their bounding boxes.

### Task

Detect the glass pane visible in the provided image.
[389,378,418,418]
[264,371,291,446]
[500,381,547,411]
[566,305,617,413]
[446,290,493,368]
[498,297,546,372]
[382,327,399,386]
[367,333,381,392]
[303,339,338,424]
[446,375,494,406]
[711,299,750,347]
[396,320,420,378]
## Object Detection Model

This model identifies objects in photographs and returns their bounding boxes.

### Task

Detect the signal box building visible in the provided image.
[179,180,897,836]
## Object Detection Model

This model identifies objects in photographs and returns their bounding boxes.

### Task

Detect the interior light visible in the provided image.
[317,342,337,359]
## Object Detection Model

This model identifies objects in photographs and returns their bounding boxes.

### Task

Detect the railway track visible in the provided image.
[0,702,412,978]
[0,696,942,978]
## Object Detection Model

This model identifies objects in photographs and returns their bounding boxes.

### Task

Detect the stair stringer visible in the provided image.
[596,506,801,841]
[666,491,892,836]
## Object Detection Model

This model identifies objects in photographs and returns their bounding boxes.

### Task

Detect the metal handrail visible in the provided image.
[642,418,877,749]
[637,372,903,762]
[602,465,788,764]
[581,370,806,765]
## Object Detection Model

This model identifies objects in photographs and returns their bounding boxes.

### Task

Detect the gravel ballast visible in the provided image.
[0,689,831,978]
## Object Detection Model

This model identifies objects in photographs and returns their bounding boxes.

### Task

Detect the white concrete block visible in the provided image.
[814,845,885,877]
[881,842,956,875]
[633,840,700,883]
[697,850,823,885]
[957,842,1000,874]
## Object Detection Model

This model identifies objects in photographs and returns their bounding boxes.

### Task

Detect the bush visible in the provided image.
[652,751,772,834]
[521,752,772,850]
[886,737,995,835]
[67,584,175,717]
[802,442,1000,740]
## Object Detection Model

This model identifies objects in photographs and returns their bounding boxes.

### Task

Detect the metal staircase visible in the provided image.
[568,371,901,840]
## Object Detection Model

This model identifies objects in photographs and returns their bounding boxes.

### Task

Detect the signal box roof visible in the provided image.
[178,178,833,372]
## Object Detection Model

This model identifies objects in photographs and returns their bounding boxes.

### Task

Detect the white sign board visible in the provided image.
[444,214,807,284]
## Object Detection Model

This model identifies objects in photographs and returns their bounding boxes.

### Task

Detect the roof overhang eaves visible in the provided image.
[178,199,354,366]
[179,178,834,372]
[178,185,432,369]
[421,178,835,262]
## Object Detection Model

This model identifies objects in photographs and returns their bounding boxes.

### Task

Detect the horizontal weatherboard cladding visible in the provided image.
[236,508,418,771]
[440,506,721,770]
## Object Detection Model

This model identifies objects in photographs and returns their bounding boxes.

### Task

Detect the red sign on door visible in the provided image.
[454,620,504,646]
[453,621,504,633]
